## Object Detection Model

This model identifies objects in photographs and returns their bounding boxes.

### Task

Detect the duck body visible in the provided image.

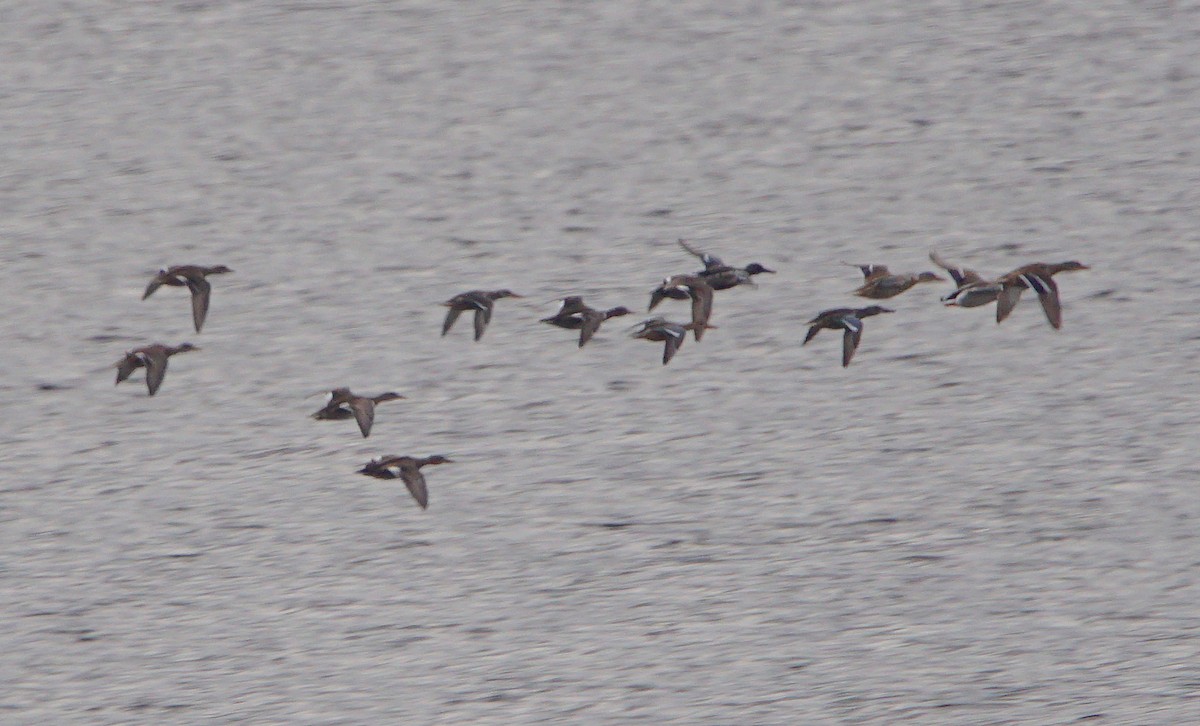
[114,342,200,396]
[357,454,453,510]
[996,261,1089,329]
[803,306,893,367]
[311,387,405,437]
[142,265,233,332]
[442,289,522,340]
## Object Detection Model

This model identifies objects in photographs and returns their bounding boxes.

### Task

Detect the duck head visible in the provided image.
[744,263,775,275]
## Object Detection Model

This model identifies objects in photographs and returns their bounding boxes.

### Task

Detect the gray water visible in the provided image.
[3,2,1200,723]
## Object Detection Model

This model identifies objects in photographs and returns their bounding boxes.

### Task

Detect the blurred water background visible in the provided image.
[2,1,1199,723]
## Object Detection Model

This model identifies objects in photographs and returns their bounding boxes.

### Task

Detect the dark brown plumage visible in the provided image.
[142,265,233,332]
[311,388,406,437]
[541,297,632,347]
[803,306,893,367]
[441,289,523,340]
[114,343,200,396]
[357,455,454,510]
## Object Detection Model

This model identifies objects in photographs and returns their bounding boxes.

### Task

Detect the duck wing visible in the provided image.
[114,353,141,385]
[578,309,604,348]
[348,397,376,437]
[995,285,1024,324]
[688,285,713,341]
[185,276,212,333]
[678,239,724,269]
[441,307,464,336]
[1021,273,1061,329]
[142,274,168,300]
[472,306,491,340]
[841,318,864,367]
[929,251,984,287]
[648,286,671,311]
[662,327,685,365]
[142,349,169,396]
[803,323,822,345]
[848,263,889,279]
[399,465,429,509]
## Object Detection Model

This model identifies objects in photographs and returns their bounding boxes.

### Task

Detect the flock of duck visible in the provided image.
[115,242,1089,509]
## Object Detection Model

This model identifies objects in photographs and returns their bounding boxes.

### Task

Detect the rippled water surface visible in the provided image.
[3,2,1200,723]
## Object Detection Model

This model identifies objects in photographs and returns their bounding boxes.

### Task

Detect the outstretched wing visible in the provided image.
[442,307,463,336]
[849,263,889,279]
[996,285,1024,324]
[930,251,983,286]
[143,351,168,396]
[400,467,429,509]
[473,307,489,340]
[689,285,713,341]
[142,276,166,300]
[114,354,140,385]
[662,327,685,365]
[678,239,724,270]
[578,310,604,348]
[1022,274,1061,329]
[349,398,376,437]
[186,276,212,333]
[840,317,864,367]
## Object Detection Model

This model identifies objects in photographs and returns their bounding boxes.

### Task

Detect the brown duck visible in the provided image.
[803,306,893,367]
[541,296,632,347]
[441,289,523,340]
[114,343,200,396]
[311,387,405,437]
[142,265,233,332]
[844,262,943,299]
[357,455,454,510]
[630,317,712,365]
[995,261,1089,329]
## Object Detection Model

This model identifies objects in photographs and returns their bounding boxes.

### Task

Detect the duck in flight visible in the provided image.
[357,454,454,510]
[441,289,523,340]
[630,317,713,365]
[646,274,715,340]
[677,239,775,290]
[843,261,943,299]
[114,342,200,396]
[803,306,893,367]
[142,265,233,332]
[311,387,405,438]
[995,261,1089,329]
[541,296,632,347]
